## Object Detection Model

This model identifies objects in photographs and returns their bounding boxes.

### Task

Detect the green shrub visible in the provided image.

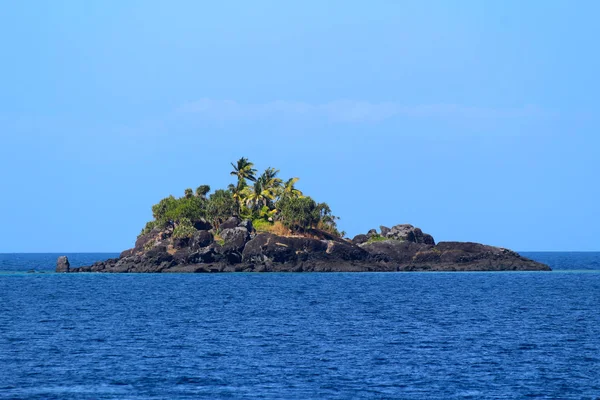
[366,235,389,244]
[252,219,273,232]
[278,196,319,232]
[150,194,206,228]
[196,185,211,198]
[213,234,225,246]
[172,218,198,239]
[138,220,158,238]
[152,196,178,221]
[278,196,340,236]
[206,189,237,228]
[171,196,206,222]
[137,158,345,242]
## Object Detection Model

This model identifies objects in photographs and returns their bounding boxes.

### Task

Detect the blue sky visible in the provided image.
[1,1,598,252]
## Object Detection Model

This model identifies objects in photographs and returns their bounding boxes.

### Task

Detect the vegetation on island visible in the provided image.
[139,158,343,239]
[365,234,389,244]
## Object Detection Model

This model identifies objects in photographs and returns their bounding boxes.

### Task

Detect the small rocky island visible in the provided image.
[59,158,550,273]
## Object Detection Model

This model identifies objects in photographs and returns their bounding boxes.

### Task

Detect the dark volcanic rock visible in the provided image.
[352,234,369,245]
[386,224,415,240]
[131,226,173,255]
[56,256,70,273]
[360,240,549,271]
[173,237,191,249]
[242,233,328,264]
[325,240,370,261]
[380,225,391,237]
[238,219,254,232]
[218,227,250,265]
[219,217,240,231]
[174,246,220,265]
[190,230,214,249]
[423,234,435,245]
[134,228,159,250]
[240,233,375,272]
[406,228,425,243]
[226,251,243,264]
[361,240,430,264]
[220,227,250,252]
[69,222,550,273]
[383,224,436,245]
[193,218,212,231]
[146,245,173,263]
[172,247,194,264]
[109,245,175,273]
[120,248,134,258]
[432,242,544,270]
[196,246,219,263]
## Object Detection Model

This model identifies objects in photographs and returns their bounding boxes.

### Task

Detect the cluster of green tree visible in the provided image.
[139,158,342,239]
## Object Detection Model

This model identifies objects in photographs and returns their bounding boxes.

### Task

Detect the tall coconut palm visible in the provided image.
[242,168,281,211]
[230,157,257,185]
[242,180,268,210]
[241,180,264,210]
[281,177,303,200]
[260,167,282,206]
[230,157,257,212]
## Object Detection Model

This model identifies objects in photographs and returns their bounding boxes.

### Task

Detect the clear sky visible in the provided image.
[1,1,598,252]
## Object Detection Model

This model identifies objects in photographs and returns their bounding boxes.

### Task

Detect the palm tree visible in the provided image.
[230,157,257,185]
[281,177,303,199]
[230,157,257,212]
[260,167,282,206]
[242,179,268,210]
[241,181,264,210]
[242,168,282,211]
[195,185,210,199]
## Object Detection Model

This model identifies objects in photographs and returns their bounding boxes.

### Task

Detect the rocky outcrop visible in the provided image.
[380,225,391,237]
[352,224,435,246]
[64,222,551,273]
[219,217,241,230]
[192,218,212,231]
[221,227,250,252]
[191,230,214,249]
[360,240,546,271]
[243,233,326,264]
[384,224,435,245]
[351,234,369,245]
[56,256,70,272]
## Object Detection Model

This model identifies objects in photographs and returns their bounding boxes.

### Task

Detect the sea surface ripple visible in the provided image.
[0,252,599,399]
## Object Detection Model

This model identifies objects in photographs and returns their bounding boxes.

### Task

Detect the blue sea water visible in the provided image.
[0,253,599,399]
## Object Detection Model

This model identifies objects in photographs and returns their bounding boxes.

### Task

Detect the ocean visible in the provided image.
[0,252,599,399]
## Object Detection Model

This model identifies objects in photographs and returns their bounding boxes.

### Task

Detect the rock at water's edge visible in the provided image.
[56,256,70,273]
[68,222,551,273]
